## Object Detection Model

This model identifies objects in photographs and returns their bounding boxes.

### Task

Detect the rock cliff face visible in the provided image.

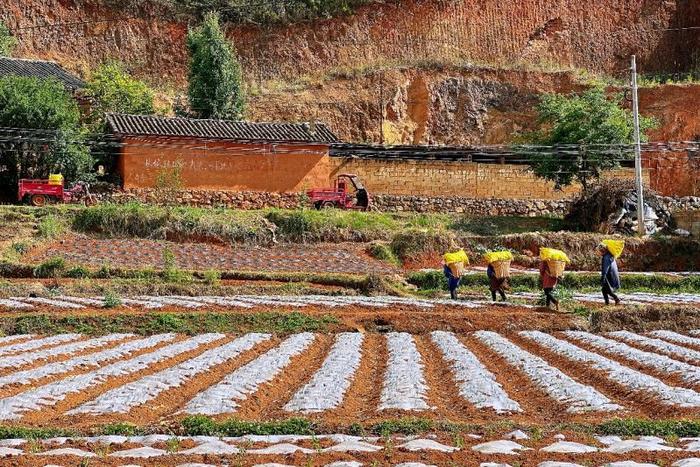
[3,0,699,82]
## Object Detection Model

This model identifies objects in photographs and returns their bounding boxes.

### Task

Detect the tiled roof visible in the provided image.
[0,57,85,90]
[107,113,340,144]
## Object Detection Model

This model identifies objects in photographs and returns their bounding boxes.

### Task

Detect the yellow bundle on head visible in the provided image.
[443,249,469,265]
[539,247,570,263]
[484,250,514,264]
[601,239,624,259]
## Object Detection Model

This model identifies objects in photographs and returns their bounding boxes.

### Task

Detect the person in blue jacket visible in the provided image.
[443,263,461,300]
[598,244,621,305]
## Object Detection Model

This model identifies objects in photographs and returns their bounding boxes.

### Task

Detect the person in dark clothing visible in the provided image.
[443,264,461,300]
[599,244,621,305]
[539,261,559,311]
[487,264,507,301]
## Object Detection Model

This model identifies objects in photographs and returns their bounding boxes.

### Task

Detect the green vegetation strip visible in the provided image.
[0,312,341,336]
[0,417,698,440]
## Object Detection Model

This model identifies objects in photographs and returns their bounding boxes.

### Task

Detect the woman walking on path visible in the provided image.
[539,261,559,311]
[487,264,508,302]
[443,248,468,300]
[599,242,622,306]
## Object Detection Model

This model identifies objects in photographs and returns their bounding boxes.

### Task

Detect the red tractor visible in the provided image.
[307,174,370,210]
[18,177,97,207]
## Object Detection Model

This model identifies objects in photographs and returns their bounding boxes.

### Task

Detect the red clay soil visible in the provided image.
[26,236,397,275]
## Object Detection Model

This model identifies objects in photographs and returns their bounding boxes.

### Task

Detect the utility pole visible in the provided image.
[379,78,384,145]
[630,55,646,236]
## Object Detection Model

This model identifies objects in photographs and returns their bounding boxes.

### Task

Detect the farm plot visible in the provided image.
[0,294,499,312]
[28,236,396,274]
[4,432,700,466]
[514,291,700,306]
[2,330,700,427]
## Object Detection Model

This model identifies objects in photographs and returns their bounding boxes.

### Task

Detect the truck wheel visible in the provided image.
[321,201,335,209]
[314,201,323,210]
[30,194,47,207]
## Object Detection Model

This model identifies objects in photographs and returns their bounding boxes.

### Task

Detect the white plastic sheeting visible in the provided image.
[476,331,619,413]
[0,333,224,420]
[136,296,204,308]
[69,333,271,415]
[184,333,316,415]
[608,330,700,365]
[0,334,131,370]
[530,331,700,407]
[0,334,81,358]
[0,334,33,347]
[379,332,430,411]
[0,299,32,309]
[285,332,364,413]
[565,331,700,387]
[431,331,520,413]
[650,330,700,348]
[0,334,176,387]
[20,297,84,309]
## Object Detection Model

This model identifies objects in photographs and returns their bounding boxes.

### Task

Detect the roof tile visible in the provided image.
[107,113,339,144]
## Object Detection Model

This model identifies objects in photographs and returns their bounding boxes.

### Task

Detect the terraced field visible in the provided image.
[1,329,700,428]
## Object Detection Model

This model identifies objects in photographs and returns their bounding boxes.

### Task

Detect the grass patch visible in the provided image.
[0,425,75,440]
[597,418,700,437]
[371,417,434,436]
[101,422,144,436]
[182,416,314,437]
[0,312,342,336]
[450,216,565,236]
[37,215,65,239]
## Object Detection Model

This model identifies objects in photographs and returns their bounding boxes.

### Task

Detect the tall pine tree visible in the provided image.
[186,12,245,120]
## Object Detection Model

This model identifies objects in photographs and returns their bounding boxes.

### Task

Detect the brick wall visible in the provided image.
[329,158,647,200]
[117,138,649,200]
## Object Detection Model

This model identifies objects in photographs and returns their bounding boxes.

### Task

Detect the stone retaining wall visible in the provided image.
[101,189,700,217]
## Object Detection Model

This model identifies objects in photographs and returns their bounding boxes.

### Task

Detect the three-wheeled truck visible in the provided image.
[307,174,370,210]
[18,175,97,206]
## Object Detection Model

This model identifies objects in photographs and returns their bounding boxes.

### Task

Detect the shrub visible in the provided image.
[33,257,66,278]
[597,418,700,438]
[103,290,122,308]
[10,242,28,256]
[66,266,90,278]
[0,22,17,56]
[101,422,142,436]
[37,215,65,238]
[203,269,221,286]
[367,241,399,265]
[371,417,434,436]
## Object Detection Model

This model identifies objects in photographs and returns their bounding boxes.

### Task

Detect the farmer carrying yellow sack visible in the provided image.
[443,248,469,300]
[484,250,513,302]
[597,239,624,306]
[539,248,570,311]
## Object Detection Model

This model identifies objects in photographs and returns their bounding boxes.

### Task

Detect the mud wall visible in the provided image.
[118,137,333,191]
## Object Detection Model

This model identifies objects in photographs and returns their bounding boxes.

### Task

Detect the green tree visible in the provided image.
[0,76,92,197]
[186,12,245,120]
[524,87,656,190]
[0,22,17,57]
[85,61,155,124]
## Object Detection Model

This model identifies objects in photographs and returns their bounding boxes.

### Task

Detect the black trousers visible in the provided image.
[544,287,558,307]
[491,289,507,301]
[602,283,620,305]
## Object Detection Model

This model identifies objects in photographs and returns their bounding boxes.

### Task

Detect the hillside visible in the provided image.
[1,0,699,149]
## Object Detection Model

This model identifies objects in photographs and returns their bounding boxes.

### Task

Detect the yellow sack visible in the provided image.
[601,239,624,259]
[484,250,514,264]
[539,247,570,263]
[443,249,469,266]
[48,174,64,185]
